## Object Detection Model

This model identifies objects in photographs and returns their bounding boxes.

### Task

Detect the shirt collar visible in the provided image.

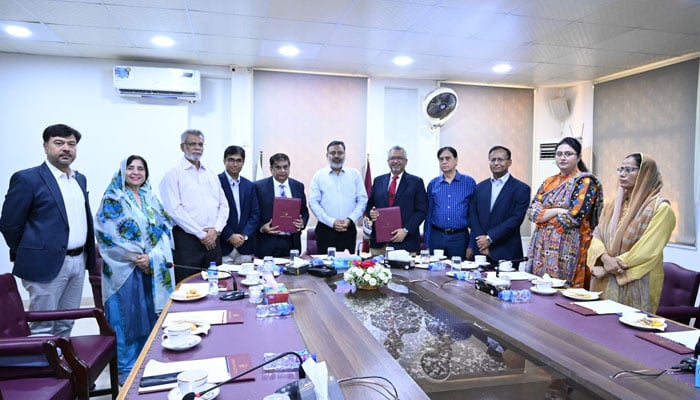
[45,161,74,179]
[491,172,511,184]
[179,156,208,171]
[225,171,240,185]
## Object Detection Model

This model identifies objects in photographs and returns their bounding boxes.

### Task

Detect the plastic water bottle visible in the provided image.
[498,289,531,303]
[262,256,275,278]
[256,303,295,318]
[262,350,317,372]
[207,262,219,296]
[428,261,446,271]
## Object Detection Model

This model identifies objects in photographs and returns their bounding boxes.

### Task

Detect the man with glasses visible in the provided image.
[467,146,530,267]
[254,153,309,258]
[0,124,95,336]
[160,129,229,283]
[365,146,427,255]
[218,146,259,264]
[309,140,368,254]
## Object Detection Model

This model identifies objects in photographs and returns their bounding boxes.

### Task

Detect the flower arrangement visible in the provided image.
[343,259,392,290]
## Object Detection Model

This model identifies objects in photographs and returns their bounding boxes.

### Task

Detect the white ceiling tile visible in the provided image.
[509,0,616,21]
[198,52,258,67]
[0,0,36,21]
[472,14,569,43]
[187,0,271,15]
[590,29,686,53]
[341,0,431,30]
[315,45,380,63]
[49,25,131,46]
[1,20,64,42]
[261,19,336,42]
[189,11,265,37]
[581,0,690,27]
[508,43,578,63]
[107,4,190,32]
[406,6,501,37]
[18,0,118,27]
[124,30,196,51]
[642,5,700,34]
[327,25,402,49]
[268,0,352,23]
[535,22,630,48]
[195,34,259,55]
[258,40,321,59]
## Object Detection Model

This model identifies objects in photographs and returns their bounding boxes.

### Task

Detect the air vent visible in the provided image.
[539,142,557,160]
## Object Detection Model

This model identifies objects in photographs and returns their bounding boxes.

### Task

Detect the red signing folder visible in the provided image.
[272,197,301,233]
[375,206,402,243]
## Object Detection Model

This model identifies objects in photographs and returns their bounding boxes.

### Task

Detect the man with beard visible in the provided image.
[0,124,95,336]
[309,140,368,254]
[160,129,229,283]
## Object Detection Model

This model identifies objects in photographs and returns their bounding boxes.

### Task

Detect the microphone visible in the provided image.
[181,351,305,400]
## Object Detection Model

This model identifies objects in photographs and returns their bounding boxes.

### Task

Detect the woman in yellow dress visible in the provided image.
[587,153,675,313]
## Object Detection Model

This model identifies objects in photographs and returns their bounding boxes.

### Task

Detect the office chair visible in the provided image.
[657,262,700,327]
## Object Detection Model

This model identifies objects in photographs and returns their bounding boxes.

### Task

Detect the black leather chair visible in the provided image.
[657,262,700,327]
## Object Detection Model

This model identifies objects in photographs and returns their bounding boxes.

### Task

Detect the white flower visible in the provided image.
[367,266,375,275]
[369,277,377,286]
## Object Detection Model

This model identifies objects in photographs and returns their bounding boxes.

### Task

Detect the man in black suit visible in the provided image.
[0,124,95,336]
[366,146,427,254]
[219,146,259,264]
[254,153,309,258]
[468,146,531,267]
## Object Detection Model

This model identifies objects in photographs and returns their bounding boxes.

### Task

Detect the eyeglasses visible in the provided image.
[225,158,244,164]
[616,166,639,174]
[185,142,204,148]
[555,151,576,158]
[489,157,509,163]
[388,157,406,161]
[272,165,289,171]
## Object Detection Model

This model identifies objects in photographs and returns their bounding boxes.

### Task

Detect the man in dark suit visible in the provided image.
[366,146,427,254]
[219,145,259,264]
[0,124,95,336]
[468,146,531,267]
[254,153,309,258]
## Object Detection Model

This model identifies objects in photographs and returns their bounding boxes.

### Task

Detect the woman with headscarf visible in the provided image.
[525,137,604,288]
[94,155,175,384]
[587,153,675,313]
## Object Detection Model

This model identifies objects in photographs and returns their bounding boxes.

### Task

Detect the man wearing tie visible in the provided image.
[366,146,427,255]
[219,146,259,264]
[468,146,531,267]
[254,153,309,258]
[0,124,95,336]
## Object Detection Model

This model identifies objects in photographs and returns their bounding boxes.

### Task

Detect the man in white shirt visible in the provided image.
[160,129,229,283]
[309,140,368,254]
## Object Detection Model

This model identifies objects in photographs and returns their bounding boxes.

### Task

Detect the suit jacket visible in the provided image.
[366,172,427,252]
[0,162,95,282]
[218,173,260,256]
[468,175,530,263]
[253,177,309,258]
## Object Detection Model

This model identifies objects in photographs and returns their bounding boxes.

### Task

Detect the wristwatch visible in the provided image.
[243,235,248,241]
[486,235,492,243]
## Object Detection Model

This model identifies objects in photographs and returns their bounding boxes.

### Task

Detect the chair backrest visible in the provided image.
[0,274,31,338]
[89,246,103,309]
[306,228,318,256]
[657,263,700,325]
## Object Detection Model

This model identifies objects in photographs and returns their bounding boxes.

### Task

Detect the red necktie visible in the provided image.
[388,175,398,206]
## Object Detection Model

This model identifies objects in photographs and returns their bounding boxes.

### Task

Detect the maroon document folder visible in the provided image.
[375,206,402,243]
[272,197,301,233]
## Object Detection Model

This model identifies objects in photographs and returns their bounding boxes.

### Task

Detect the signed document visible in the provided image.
[374,206,402,243]
[272,197,301,233]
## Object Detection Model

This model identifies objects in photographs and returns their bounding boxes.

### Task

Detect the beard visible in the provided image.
[184,151,202,162]
[329,161,343,170]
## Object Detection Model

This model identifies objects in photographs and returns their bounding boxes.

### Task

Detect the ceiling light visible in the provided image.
[4,25,32,38]
[278,45,300,57]
[151,36,175,47]
[393,56,413,66]
[492,63,512,73]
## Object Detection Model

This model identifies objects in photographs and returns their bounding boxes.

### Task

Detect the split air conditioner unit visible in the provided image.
[113,66,201,102]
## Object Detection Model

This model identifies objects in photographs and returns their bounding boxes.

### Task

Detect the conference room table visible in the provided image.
[119,264,699,399]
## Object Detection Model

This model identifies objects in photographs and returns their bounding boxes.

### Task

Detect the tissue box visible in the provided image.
[332,256,362,269]
[264,283,289,304]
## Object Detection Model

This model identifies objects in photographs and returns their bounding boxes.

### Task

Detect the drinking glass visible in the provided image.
[451,256,462,273]
[327,247,336,259]
[420,249,430,264]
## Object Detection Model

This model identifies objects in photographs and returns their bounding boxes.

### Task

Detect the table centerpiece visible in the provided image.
[343,259,392,290]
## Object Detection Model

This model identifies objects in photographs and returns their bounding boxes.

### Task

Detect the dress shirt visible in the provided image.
[309,166,368,228]
[226,172,241,223]
[159,157,229,239]
[46,162,87,249]
[387,172,403,192]
[490,172,510,211]
[426,171,475,229]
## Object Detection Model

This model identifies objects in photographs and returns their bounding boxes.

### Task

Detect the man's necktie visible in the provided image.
[388,175,398,206]
[279,184,287,198]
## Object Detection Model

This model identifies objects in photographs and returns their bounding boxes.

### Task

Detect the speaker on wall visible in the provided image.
[549,97,570,121]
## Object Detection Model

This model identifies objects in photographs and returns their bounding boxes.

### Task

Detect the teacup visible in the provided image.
[162,323,192,347]
[248,285,264,304]
[240,263,255,275]
[433,249,445,258]
[177,369,208,395]
[475,255,487,265]
[536,279,553,291]
[498,260,514,271]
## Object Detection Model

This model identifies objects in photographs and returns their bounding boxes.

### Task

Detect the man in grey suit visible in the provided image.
[0,124,95,336]
[468,146,530,267]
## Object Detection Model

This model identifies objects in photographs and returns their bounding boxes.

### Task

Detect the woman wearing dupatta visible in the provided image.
[587,154,675,313]
[94,155,175,383]
[525,137,604,288]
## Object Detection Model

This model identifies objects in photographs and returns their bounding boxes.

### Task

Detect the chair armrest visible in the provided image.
[657,305,700,320]
[0,337,72,379]
[27,308,115,336]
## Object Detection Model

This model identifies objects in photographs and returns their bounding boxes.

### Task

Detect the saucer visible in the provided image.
[530,286,557,295]
[241,278,263,286]
[168,383,219,400]
[497,267,515,272]
[162,335,202,351]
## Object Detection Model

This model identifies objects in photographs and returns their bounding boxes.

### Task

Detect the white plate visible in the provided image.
[561,289,600,301]
[530,286,558,295]
[253,257,290,265]
[240,278,263,286]
[200,271,232,280]
[497,267,515,272]
[168,383,219,400]
[532,277,567,288]
[162,335,202,351]
[217,264,241,273]
[459,261,481,270]
[170,290,207,302]
[618,314,667,331]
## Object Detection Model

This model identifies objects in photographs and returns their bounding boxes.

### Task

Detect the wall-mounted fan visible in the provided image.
[423,87,459,131]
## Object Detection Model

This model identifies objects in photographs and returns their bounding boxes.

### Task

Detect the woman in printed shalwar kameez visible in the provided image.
[525,137,604,288]
[94,155,174,384]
